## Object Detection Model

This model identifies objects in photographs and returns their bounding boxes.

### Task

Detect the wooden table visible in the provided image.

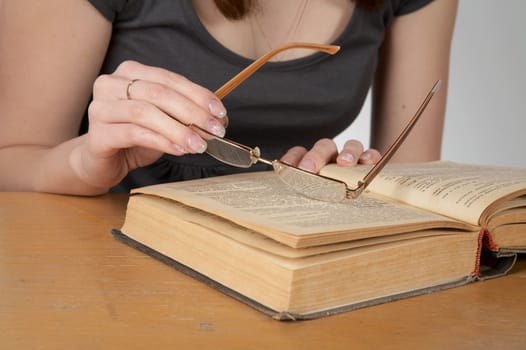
[1,192,525,349]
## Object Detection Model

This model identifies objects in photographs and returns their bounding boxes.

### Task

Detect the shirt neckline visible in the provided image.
[182,1,360,71]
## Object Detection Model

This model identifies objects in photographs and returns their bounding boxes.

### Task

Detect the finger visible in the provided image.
[93,74,227,135]
[126,78,228,134]
[298,138,338,173]
[114,60,227,118]
[88,99,208,154]
[280,146,308,166]
[358,148,382,164]
[93,75,226,141]
[336,139,365,166]
[87,122,186,159]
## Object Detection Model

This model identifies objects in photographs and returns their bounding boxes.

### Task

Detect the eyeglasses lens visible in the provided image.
[272,162,347,202]
[205,138,254,168]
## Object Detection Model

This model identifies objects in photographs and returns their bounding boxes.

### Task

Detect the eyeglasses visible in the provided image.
[188,42,441,202]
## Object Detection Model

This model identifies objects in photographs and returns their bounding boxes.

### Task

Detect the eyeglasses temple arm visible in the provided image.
[214,42,340,99]
[349,80,442,196]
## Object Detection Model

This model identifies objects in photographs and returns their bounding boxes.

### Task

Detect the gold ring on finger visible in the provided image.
[126,79,140,100]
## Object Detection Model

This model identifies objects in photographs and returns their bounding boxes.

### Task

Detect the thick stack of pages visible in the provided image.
[113,161,526,320]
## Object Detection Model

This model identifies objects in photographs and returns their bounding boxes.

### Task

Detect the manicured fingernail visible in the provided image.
[298,158,316,172]
[172,143,186,154]
[206,118,226,137]
[187,134,207,153]
[360,152,372,161]
[208,99,227,118]
[338,152,355,164]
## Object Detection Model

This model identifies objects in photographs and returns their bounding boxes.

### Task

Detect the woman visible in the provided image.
[0,0,457,195]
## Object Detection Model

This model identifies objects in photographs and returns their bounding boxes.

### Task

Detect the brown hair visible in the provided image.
[214,0,383,20]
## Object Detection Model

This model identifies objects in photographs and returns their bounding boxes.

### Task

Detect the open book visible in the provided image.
[112,161,526,320]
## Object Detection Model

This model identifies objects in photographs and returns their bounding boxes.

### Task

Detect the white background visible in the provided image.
[335,0,526,167]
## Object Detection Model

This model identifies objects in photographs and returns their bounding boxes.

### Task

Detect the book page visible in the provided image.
[161,198,462,258]
[134,172,473,248]
[321,161,526,226]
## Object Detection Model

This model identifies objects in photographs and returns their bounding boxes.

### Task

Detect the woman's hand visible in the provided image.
[1,1,229,195]
[280,138,381,173]
[73,60,228,189]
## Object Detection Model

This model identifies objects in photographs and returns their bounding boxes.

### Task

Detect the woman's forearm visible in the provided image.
[0,137,109,195]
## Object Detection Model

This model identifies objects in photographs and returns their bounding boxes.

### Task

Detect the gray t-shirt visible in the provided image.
[85,0,433,192]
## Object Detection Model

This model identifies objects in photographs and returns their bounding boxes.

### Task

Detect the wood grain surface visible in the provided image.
[1,192,525,349]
